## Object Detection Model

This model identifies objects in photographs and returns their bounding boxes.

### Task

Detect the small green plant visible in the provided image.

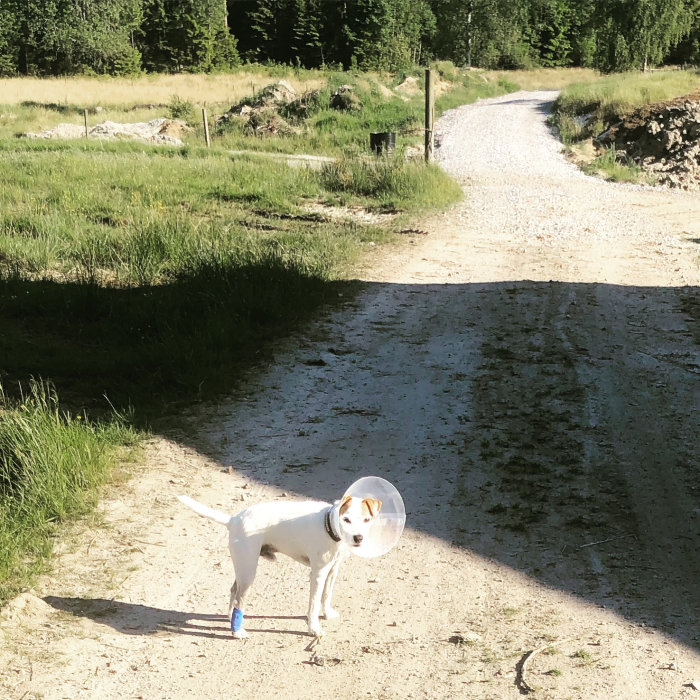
[544,668,562,676]
[583,145,648,184]
[167,95,196,124]
[571,649,596,665]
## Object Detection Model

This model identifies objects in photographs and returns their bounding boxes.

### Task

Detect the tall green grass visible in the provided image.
[582,145,653,184]
[0,382,139,602]
[0,138,461,409]
[551,70,700,144]
[320,156,463,208]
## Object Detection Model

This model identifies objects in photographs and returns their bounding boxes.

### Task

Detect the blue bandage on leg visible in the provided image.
[231,607,244,633]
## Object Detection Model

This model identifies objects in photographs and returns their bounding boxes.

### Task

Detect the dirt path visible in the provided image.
[2,92,699,700]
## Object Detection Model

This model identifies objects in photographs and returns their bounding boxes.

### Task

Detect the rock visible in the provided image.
[245,111,296,137]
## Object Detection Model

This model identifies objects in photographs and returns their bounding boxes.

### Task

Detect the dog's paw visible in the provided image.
[322,608,340,620]
[308,622,324,638]
[232,628,249,640]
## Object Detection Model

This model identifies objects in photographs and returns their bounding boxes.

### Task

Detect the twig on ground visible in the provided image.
[515,636,577,695]
[578,533,635,550]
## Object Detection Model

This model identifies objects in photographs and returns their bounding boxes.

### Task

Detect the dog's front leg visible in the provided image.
[307,562,333,637]
[321,558,342,620]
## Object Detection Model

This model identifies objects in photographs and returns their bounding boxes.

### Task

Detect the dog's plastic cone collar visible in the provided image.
[343,476,405,558]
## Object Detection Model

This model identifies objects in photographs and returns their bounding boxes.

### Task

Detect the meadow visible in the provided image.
[0,63,497,600]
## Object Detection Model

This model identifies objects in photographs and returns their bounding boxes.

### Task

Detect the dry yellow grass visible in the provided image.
[488,67,602,90]
[0,71,327,107]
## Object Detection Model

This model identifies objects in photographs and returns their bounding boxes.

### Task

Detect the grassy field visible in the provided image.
[0,65,515,156]
[0,63,507,602]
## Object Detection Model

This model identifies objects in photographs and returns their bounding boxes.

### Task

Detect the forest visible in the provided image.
[0,0,699,76]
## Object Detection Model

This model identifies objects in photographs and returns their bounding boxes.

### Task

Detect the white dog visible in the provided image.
[177,493,381,638]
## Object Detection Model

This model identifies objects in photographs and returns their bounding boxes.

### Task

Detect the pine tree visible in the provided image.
[141,0,239,72]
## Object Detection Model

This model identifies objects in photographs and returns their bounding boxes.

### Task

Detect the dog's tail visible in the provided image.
[177,494,231,525]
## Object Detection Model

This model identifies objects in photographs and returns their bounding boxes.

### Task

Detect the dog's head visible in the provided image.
[337,495,382,549]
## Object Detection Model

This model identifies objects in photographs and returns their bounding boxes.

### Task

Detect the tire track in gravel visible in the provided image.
[1,91,699,700]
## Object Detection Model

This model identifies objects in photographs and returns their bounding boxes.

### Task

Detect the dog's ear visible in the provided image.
[339,495,353,514]
[362,498,382,518]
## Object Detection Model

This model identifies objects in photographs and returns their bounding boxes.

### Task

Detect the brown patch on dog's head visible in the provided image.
[361,498,382,518]
[339,495,353,514]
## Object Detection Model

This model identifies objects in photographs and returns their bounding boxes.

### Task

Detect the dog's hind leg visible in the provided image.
[228,580,238,619]
[228,542,260,639]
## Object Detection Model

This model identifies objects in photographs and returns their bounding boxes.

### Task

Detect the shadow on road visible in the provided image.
[171,278,699,653]
[42,596,312,639]
[6,271,699,653]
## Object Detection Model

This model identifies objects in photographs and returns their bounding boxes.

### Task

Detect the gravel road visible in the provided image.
[2,91,699,700]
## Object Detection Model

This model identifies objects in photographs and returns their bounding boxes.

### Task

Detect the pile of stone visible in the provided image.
[220,80,361,136]
[596,93,700,190]
[24,118,190,145]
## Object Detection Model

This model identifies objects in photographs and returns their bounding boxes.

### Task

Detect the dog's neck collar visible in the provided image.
[324,506,341,542]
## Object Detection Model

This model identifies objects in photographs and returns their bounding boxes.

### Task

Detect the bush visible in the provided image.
[167,95,197,124]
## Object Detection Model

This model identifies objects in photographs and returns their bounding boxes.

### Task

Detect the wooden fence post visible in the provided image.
[424,68,434,163]
[202,108,211,148]
[84,109,89,139]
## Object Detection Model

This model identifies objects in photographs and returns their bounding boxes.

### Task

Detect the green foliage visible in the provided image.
[582,145,648,183]
[167,95,196,123]
[429,0,698,72]
[140,0,239,72]
[1,0,699,75]
[0,381,139,601]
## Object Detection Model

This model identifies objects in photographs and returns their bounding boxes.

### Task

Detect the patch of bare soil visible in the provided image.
[1,93,699,700]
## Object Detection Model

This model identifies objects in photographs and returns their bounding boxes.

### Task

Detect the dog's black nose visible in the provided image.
[353,534,363,544]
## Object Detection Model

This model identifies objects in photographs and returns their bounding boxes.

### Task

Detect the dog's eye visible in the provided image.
[363,517,370,523]
[343,517,351,523]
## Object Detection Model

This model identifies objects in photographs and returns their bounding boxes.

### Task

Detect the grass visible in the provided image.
[0,382,139,602]
[0,69,327,108]
[571,649,596,666]
[2,141,457,409]
[581,145,653,184]
[551,69,700,144]
[0,62,499,411]
[489,67,601,91]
